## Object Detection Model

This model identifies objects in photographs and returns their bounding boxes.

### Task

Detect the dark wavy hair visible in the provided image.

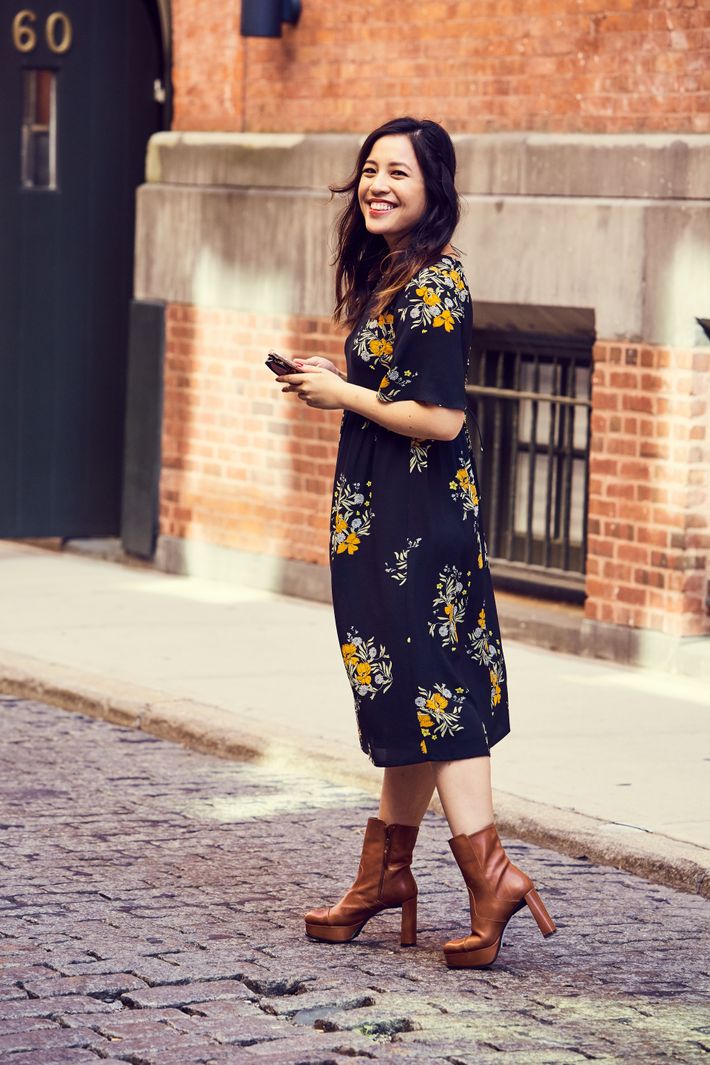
[331,117,461,328]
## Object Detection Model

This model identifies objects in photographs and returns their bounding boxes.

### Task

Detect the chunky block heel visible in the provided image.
[400,895,417,947]
[524,887,557,937]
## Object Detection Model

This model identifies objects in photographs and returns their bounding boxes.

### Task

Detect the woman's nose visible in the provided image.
[369,173,391,196]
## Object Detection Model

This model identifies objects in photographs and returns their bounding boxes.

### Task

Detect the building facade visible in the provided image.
[131,0,710,667]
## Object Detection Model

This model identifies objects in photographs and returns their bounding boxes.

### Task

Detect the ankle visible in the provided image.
[449,817,495,839]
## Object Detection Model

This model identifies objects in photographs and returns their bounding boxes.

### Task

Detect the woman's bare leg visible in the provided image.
[379,763,436,826]
[431,755,494,836]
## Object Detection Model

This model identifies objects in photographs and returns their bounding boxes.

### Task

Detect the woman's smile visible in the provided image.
[368,200,397,215]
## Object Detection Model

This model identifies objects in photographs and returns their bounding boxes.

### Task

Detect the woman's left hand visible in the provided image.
[278,367,348,410]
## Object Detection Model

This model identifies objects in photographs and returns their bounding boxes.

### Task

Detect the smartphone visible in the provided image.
[265,350,303,376]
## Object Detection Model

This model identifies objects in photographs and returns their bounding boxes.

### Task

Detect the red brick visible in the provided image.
[171,0,708,134]
[616,584,647,606]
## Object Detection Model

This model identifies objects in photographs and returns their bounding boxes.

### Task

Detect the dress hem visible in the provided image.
[362,725,510,769]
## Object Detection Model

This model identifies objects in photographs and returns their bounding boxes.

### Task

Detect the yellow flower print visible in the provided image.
[420,739,428,754]
[428,564,467,649]
[369,338,393,359]
[403,256,470,336]
[415,683,465,745]
[433,309,455,332]
[331,475,373,559]
[416,285,441,307]
[466,604,506,712]
[356,662,372,687]
[490,667,502,707]
[377,366,418,402]
[354,312,395,367]
[450,456,480,518]
[478,551,483,569]
[337,531,361,555]
[341,643,358,666]
[341,629,393,702]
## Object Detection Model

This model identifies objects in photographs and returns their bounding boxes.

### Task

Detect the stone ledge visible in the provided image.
[580,617,710,680]
[0,650,707,899]
[147,131,710,201]
[134,179,710,345]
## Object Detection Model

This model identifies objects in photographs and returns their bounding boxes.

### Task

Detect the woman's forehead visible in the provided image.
[366,134,418,167]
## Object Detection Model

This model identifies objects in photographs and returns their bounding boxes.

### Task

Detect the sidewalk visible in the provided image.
[1,539,708,896]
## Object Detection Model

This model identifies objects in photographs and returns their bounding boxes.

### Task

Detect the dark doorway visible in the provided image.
[0,1,166,537]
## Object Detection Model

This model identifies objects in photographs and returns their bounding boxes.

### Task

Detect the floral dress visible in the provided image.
[330,254,511,767]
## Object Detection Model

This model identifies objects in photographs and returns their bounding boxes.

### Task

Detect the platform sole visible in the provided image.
[305,896,417,947]
[443,889,557,969]
[304,920,366,943]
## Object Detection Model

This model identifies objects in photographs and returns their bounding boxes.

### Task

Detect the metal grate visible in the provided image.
[466,329,593,602]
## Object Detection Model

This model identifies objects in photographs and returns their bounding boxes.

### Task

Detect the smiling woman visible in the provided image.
[273,116,557,970]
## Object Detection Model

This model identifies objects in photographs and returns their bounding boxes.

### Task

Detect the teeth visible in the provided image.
[370,202,395,212]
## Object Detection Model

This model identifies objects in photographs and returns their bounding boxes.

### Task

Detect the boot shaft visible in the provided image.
[355,817,418,904]
[449,823,533,918]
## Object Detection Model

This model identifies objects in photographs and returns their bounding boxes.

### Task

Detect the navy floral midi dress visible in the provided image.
[330,254,510,767]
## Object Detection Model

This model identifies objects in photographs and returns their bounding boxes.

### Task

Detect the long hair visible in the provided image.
[331,117,461,328]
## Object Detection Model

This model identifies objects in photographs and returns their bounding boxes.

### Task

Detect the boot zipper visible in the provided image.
[378,827,392,901]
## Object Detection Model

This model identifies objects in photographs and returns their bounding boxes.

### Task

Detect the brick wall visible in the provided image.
[172,0,710,135]
[160,304,345,566]
[586,342,710,637]
[160,310,710,639]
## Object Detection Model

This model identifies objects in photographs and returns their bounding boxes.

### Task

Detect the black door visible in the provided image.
[0,1,165,537]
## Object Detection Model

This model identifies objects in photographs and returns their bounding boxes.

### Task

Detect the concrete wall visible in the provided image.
[136,132,710,347]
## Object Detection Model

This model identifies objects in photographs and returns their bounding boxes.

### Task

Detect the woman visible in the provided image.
[277,117,556,969]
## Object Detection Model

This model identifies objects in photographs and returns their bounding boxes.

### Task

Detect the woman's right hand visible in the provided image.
[296,356,342,376]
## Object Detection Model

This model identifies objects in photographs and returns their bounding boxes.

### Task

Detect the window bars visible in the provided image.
[467,329,593,602]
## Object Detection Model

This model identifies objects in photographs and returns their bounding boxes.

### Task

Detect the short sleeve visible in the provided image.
[376,259,471,410]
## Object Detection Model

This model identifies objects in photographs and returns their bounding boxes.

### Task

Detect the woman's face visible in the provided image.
[358,134,427,250]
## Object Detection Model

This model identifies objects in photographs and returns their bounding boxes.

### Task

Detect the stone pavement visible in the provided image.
[1,696,709,1064]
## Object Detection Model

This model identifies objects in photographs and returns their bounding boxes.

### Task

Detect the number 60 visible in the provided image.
[12,9,73,54]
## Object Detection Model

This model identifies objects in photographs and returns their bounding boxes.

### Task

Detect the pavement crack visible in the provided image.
[331,1047,377,1059]
[241,975,312,996]
[355,1018,421,1040]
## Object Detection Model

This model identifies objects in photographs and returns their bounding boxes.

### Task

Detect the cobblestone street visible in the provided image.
[1,696,708,1064]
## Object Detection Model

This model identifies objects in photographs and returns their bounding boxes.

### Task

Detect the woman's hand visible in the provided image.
[278,366,348,410]
[296,356,343,376]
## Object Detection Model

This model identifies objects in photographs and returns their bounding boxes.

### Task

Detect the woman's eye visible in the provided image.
[362,168,376,176]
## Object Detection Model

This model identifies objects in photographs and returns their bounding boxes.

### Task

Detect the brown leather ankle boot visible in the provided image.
[304,817,418,946]
[443,822,556,968]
